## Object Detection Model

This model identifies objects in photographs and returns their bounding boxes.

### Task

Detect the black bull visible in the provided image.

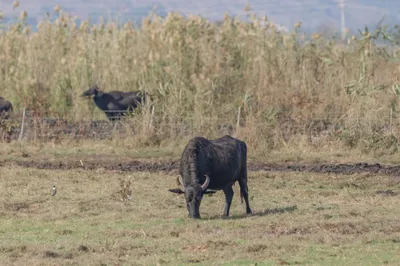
[81,85,152,121]
[0,97,13,119]
[168,135,253,219]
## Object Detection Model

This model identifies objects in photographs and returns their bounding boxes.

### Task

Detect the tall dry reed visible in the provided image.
[1,4,400,155]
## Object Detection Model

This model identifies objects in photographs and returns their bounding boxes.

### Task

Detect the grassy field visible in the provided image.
[1,144,400,266]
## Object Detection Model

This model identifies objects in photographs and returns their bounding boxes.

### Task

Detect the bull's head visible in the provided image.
[168,175,214,219]
[81,85,100,98]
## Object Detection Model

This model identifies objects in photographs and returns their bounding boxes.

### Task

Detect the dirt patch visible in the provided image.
[0,159,179,173]
[206,240,236,250]
[254,162,400,177]
[77,245,90,253]
[2,158,400,177]
[247,244,268,252]
[3,202,30,212]
[43,250,60,258]
[265,222,312,236]
[182,245,208,252]
[2,118,130,141]
[256,162,385,174]
[376,190,399,196]
[318,221,370,235]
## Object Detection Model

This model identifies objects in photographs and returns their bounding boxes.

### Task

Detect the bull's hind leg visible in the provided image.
[238,177,252,215]
[222,186,234,217]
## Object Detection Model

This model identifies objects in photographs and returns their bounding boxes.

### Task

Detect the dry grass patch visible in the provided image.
[0,164,399,265]
[5,139,400,166]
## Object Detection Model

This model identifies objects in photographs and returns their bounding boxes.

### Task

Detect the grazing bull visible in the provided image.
[168,135,253,219]
[0,97,13,119]
[81,84,152,121]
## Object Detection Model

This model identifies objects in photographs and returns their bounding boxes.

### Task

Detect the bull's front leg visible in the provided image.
[222,186,234,217]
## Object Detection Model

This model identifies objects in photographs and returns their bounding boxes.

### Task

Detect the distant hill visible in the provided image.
[0,0,399,34]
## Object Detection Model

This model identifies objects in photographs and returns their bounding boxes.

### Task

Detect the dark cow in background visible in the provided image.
[0,97,13,119]
[0,97,13,142]
[169,135,253,219]
[81,84,152,121]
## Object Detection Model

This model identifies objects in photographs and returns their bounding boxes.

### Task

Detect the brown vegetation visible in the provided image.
[0,4,399,156]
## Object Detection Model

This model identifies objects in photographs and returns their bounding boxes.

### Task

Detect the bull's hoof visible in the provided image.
[246,212,253,217]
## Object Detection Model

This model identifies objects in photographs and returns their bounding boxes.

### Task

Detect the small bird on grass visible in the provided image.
[51,185,57,196]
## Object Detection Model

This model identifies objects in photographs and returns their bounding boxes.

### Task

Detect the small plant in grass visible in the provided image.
[113,178,132,202]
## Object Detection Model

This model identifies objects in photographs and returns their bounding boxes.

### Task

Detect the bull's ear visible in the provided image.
[168,188,185,194]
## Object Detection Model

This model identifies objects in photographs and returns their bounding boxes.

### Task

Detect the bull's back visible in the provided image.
[206,136,245,188]
[179,136,247,189]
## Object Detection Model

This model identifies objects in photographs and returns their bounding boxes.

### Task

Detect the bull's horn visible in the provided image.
[200,175,210,191]
[176,176,185,192]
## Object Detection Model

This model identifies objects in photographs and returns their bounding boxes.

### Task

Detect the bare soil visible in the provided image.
[1,118,129,142]
[2,157,400,177]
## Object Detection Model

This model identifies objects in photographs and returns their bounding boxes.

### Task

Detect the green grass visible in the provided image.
[0,163,399,265]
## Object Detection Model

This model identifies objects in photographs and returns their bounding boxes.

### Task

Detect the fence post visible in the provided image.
[235,106,241,138]
[18,107,26,142]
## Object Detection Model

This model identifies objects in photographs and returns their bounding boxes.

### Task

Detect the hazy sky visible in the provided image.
[0,1,398,31]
